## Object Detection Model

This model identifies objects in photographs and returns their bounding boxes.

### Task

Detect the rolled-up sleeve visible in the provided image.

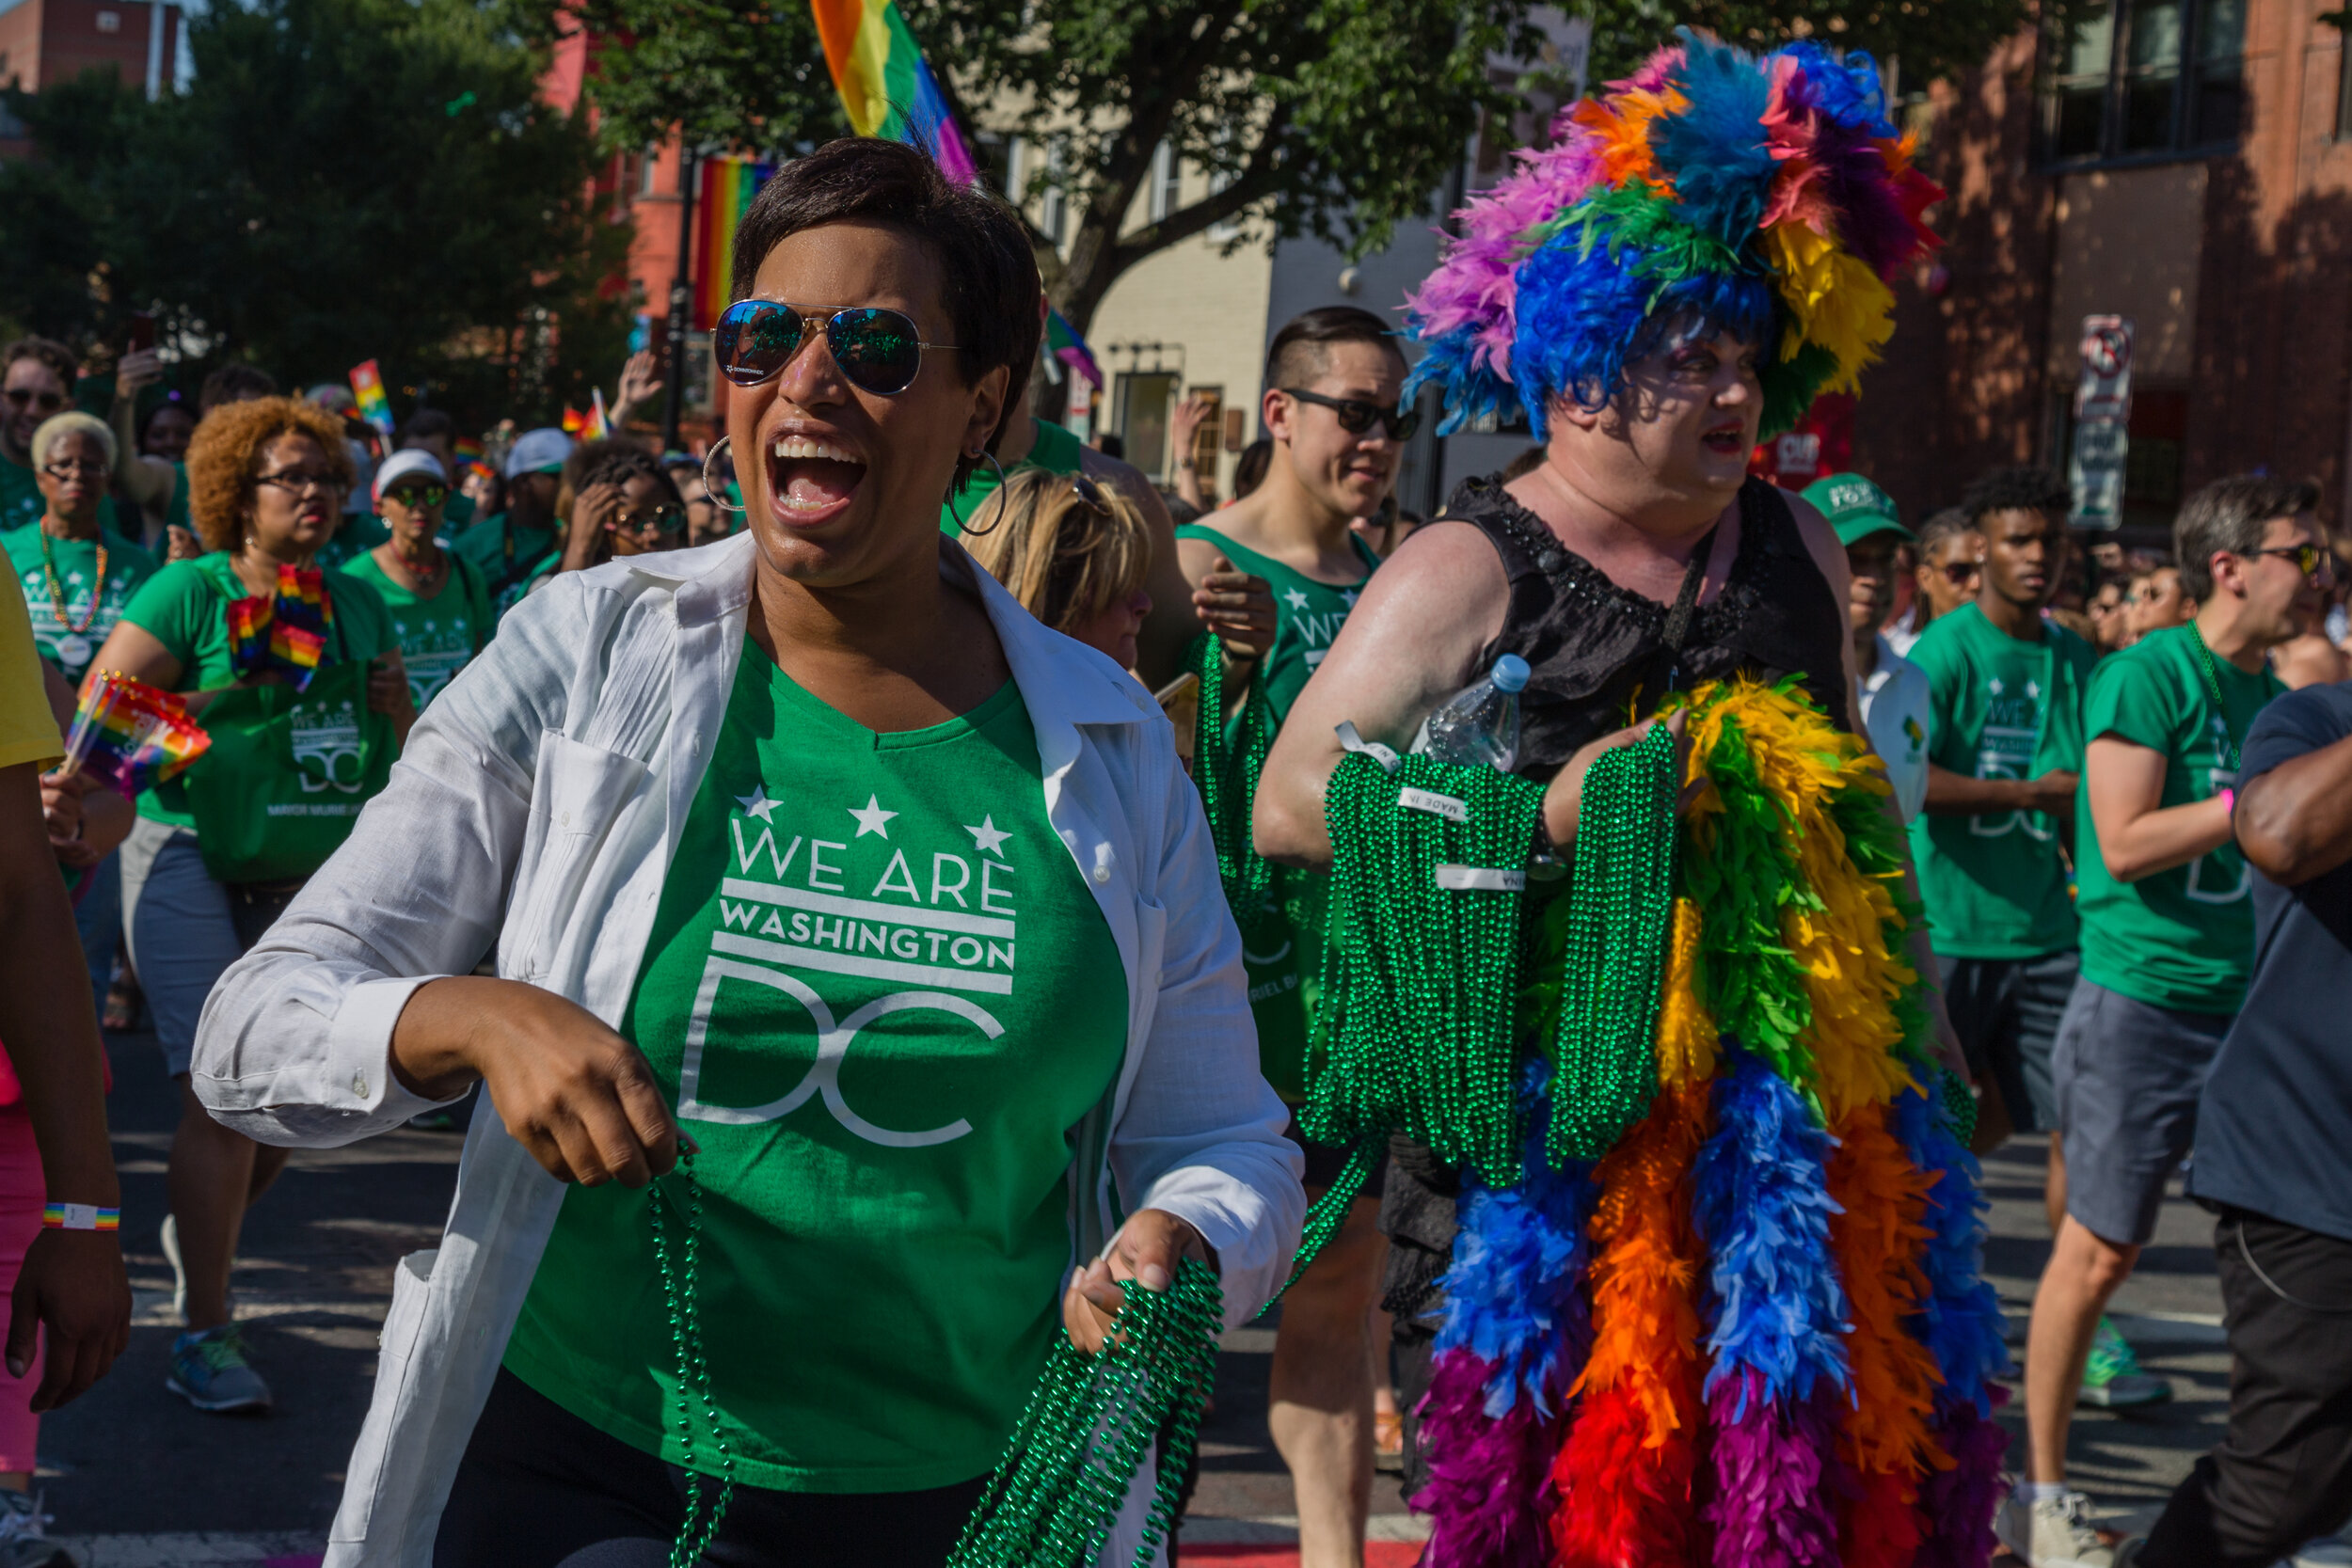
[1109,733,1306,1329]
[192,586,572,1147]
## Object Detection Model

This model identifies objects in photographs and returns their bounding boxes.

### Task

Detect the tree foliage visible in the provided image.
[0,0,628,427]
[1584,1,2064,89]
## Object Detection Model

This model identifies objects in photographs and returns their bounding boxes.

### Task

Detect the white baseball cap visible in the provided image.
[372,448,449,503]
[506,427,574,479]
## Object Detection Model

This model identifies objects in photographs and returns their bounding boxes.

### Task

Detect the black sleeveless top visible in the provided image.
[1450,473,1851,778]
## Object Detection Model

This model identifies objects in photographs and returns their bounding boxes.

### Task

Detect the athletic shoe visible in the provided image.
[0,1486,72,1566]
[2079,1316,2170,1408]
[1994,1489,2116,1566]
[166,1323,271,1414]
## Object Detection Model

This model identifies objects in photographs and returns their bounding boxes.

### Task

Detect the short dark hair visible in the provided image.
[1232,437,1272,499]
[730,138,1041,486]
[199,362,278,411]
[1960,466,2073,529]
[578,444,682,507]
[1265,306,1403,392]
[1501,445,1547,483]
[400,408,454,445]
[1915,506,1977,554]
[2174,474,2319,600]
[1,337,73,388]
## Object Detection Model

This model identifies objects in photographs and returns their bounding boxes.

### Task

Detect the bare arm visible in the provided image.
[107,352,179,511]
[2234,729,2352,886]
[2085,734,2233,883]
[1086,447,1195,689]
[1924,764,2077,816]
[1254,519,1506,870]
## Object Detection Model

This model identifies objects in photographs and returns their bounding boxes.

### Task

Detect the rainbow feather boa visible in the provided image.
[1410,680,2007,1568]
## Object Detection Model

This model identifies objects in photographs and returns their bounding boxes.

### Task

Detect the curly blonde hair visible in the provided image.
[961,468,1152,638]
[184,395,355,552]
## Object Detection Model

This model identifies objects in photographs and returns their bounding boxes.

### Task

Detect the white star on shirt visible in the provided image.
[735,784,778,821]
[965,816,1012,858]
[1342,590,1359,608]
[1284,588,1310,610]
[1988,676,2005,696]
[849,793,898,838]
[2026,679,2042,700]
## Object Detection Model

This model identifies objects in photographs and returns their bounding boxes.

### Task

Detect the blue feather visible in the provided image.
[1652,32,1780,245]
[1771,40,1899,139]
[1889,1083,2011,1415]
[1691,1044,1852,1417]
[1405,327,1524,438]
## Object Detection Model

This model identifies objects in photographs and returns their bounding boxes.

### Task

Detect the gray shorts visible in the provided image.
[2053,974,2232,1247]
[118,817,246,1076]
[1937,949,2077,1135]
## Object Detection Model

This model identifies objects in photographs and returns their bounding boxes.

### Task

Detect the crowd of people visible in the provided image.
[0,92,2344,1568]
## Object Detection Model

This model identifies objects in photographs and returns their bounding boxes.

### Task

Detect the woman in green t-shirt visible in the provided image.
[87,395,409,1421]
[342,449,494,710]
[190,138,1304,1568]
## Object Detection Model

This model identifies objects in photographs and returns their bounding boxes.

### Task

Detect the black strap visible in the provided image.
[1658,524,1720,659]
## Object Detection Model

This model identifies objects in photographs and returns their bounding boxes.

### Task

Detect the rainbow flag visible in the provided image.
[63,672,209,799]
[453,436,485,464]
[561,393,612,441]
[810,0,978,186]
[1046,308,1103,389]
[695,157,774,331]
[348,360,396,443]
[228,563,335,692]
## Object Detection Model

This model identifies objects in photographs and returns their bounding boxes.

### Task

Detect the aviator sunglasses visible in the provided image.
[715,301,957,398]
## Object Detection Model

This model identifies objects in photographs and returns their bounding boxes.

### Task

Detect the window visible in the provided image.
[2046,0,2245,162]
[2340,29,2352,140]
[1148,141,1180,225]
[1116,372,1180,480]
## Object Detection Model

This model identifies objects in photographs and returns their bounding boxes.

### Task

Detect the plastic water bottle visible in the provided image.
[1421,655,1530,773]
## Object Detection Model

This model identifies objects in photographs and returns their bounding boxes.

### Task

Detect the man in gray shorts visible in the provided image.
[2006,476,2316,1568]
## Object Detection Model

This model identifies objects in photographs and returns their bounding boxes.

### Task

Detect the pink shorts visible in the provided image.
[0,1106,47,1472]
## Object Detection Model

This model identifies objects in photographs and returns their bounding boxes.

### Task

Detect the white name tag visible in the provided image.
[1435,865,1525,892]
[1398,786,1469,823]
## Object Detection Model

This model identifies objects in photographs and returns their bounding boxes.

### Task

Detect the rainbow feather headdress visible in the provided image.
[1405,32,1943,439]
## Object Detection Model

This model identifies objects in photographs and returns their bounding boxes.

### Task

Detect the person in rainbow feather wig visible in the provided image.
[1252,30,2013,1568]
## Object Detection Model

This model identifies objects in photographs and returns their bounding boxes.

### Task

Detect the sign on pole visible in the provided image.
[2068,315,2133,530]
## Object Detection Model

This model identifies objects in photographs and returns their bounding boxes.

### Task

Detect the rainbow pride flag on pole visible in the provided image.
[695,157,775,331]
[348,360,396,444]
[63,672,209,799]
[810,0,978,186]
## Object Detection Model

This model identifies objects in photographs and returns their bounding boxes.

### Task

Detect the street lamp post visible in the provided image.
[661,146,700,453]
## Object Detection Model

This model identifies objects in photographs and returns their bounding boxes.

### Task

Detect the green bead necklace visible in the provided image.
[646,1148,734,1568]
[1186,633,1277,932]
[1545,721,1677,1164]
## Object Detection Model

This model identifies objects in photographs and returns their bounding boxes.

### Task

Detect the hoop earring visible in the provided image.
[946,451,1010,536]
[703,437,746,515]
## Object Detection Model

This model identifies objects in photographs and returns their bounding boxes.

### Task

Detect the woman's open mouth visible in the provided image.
[768,434,866,526]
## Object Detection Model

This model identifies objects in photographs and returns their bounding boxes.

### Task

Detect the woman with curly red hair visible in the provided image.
[87,393,409,1418]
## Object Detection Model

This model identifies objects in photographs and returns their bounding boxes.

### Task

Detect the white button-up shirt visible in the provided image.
[194,531,1304,1566]
[1861,630,1931,822]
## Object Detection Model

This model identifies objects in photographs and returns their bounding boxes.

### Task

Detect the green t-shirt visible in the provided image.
[505,647,1129,1493]
[2076,624,2285,1015]
[315,513,388,571]
[1173,523,1377,1101]
[1905,603,2098,959]
[118,554,398,827]
[939,418,1086,536]
[450,511,558,601]
[1,522,160,683]
[0,451,119,535]
[338,548,494,710]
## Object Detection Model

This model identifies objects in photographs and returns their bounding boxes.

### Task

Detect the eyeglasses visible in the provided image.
[256,468,342,495]
[40,459,107,479]
[4,388,65,413]
[613,506,687,537]
[2253,543,2331,578]
[1933,562,1982,585]
[1069,473,1112,515]
[383,483,448,508]
[1280,388,1422,442]
[714,301,956,398]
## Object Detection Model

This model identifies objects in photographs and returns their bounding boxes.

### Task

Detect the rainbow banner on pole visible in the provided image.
[347,360,395,444]
[810,0,978,186]
[695,157,775,331]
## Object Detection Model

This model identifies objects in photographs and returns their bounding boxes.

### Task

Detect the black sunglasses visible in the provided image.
[1280,388,1421,442]
[613,505,687,536]
[715,301,957,398]
[2253,543,2331,579]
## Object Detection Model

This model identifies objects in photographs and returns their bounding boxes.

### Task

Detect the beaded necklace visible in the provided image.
[37,524,106,633]
[1186,632,1276,928]
[2185,621,2248,773]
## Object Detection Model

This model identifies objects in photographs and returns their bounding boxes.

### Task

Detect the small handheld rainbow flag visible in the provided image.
[1046,308,1103,389]
[811,0,978,187]
[348,360,396,444]
[694,156,775,332]
[63,671,210,799]
[227,563,335,692]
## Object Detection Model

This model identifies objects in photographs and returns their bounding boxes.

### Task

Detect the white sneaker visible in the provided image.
[1995,1489,2117,1567]
[0,1486,72,1566]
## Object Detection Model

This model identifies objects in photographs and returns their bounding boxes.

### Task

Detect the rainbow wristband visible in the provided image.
[41,1203,119,1232]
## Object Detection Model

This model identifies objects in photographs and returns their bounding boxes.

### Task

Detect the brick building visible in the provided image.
[1855,0,2352,540]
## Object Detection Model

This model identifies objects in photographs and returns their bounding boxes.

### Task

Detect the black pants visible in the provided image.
[2138,1210,2352,1568]
[435,1369,989,1568]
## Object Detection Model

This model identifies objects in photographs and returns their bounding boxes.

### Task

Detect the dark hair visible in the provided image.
[138,397,194,445]
[730,138,1041,487]
[1500,445,1547,483]
[199,363,278,411]
[578,444,683,507]
[1,337,74,388]
[1959,466,2073,530]
[1915,506,1978,554]
[1265,306,1403,391]
[2175,474,2319,600]
[400,408,454,445]
[1232,437,1272,499]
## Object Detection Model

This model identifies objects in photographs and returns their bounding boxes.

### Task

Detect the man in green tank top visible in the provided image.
[1175,305,1411,1568]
